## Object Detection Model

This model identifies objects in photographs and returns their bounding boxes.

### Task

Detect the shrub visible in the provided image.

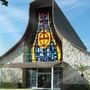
[0,82,17,88]
[66,84,90,90]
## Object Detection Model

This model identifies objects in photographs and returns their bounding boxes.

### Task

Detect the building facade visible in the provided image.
[0,0,90,90]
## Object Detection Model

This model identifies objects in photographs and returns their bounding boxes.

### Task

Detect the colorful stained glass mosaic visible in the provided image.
[29,12,61,62]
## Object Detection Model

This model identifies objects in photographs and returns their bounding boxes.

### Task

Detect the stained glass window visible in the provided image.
[29,11,61,62]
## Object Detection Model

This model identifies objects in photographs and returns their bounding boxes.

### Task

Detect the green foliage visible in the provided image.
[66,84,90,90]
[0,64,4,68]
[0,0,8,6]
[0,82,17,88]
[74,63,89,77]
[75,63,88,72]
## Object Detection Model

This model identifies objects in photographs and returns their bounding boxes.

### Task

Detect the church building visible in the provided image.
[0,0,90,90]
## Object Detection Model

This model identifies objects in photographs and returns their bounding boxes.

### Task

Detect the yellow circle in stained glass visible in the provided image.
[38,30,50,48]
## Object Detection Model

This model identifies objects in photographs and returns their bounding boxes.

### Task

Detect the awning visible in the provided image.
[1,61,63,68]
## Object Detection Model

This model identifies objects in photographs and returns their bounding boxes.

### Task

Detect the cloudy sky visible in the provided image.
[0,0,90,56]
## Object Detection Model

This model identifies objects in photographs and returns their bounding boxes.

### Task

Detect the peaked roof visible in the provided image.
[0,0,87,59]
[30,0,86,50]
[53,1,87,50]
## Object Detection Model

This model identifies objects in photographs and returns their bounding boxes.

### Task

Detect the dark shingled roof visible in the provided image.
[0,0,87,59]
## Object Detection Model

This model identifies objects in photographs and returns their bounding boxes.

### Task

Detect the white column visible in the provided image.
[51,67,54,90]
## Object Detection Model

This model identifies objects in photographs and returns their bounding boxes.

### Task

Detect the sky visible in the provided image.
[0,0,90,56]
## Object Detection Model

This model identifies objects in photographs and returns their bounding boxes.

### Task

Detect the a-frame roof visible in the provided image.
[0,0,87,59]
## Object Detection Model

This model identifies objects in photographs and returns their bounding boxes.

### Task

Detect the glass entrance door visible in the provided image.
[38,73,51,88]
[26,68,37,88]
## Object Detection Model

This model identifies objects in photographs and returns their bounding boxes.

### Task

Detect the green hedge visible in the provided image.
[0,82,17,89]
[66,84,90,90]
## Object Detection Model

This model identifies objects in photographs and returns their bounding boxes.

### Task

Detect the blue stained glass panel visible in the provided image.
[29,11,61,62]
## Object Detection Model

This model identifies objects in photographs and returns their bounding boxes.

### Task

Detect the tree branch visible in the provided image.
[0,0,8,6]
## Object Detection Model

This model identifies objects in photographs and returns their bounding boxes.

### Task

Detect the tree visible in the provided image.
[75,63,89,77]
[0,0,8,6]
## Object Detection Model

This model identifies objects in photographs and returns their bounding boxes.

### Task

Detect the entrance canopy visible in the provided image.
[2,62,63,68]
